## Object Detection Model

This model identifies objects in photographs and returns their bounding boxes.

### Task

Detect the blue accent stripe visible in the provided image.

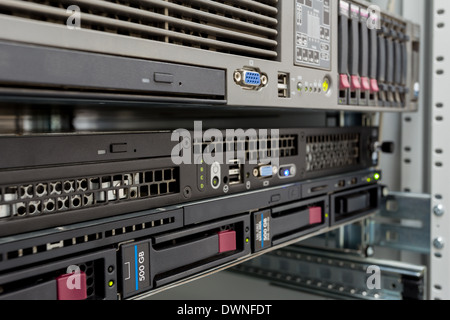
[134,245,139,291]
[261,213,264,248]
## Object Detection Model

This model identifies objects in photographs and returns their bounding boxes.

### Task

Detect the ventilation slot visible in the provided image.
[0,167,180,220]
[194,134,298,163]
[306,133,360,172]
[0,0,279,60]
[4,215,177,262]
[6,233,102,261]
[105,216,175,238]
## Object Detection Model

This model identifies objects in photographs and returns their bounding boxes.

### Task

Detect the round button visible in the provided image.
[212,165,219,174]
[292,167,297,176]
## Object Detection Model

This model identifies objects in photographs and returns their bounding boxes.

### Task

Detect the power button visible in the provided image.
[211,162,221,190]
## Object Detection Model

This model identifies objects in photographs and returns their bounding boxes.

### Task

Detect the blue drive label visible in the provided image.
[122,241,151,297]
[253,211,271,252]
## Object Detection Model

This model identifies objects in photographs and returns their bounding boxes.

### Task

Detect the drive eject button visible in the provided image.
[111,143,128,153]
[154,72,174,84]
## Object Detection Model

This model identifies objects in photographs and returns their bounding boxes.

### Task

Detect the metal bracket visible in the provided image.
[233,246,427,300]
[371,192,431,254]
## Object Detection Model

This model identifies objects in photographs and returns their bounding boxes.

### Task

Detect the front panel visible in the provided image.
[0,0,420,112]
[0,127,378,236]
[0,169,382,300]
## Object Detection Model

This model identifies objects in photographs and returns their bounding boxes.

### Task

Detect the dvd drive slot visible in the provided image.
[0,41,225,99]
[0,132,175,170]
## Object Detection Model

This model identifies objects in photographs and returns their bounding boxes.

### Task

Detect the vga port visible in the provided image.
[244,71,261,86]
[234,67,268,90]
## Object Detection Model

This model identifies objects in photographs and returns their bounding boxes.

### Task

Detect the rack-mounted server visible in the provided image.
[0,168,382,300]
[0,127,378,236]
[0,0,420,112]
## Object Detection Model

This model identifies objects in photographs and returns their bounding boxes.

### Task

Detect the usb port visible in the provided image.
[228,160,243,185]
[278,72,290,98]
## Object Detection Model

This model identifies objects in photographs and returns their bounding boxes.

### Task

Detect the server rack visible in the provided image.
[2,2,445,302]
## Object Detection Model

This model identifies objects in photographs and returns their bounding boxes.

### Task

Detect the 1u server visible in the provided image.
[0,168,382,300]
[0,127,379,236]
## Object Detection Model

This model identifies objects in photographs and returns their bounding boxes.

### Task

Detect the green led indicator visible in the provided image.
[374,173,380,181]
[367,178,372,183]
[108,280,114,287]
[245,238,250,243]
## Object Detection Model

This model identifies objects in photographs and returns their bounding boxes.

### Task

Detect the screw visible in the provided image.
[434,237,445,249]
[300,133,305,141]
[261,74,268,86]
[434,204,445,217]
[272,166,278,175]
[234,71,241,83]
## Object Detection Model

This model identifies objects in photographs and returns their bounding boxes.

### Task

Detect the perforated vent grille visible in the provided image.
[0,167,180,220]
[305,133,360,172]
[0,259,101,299]
[194,134,298,162]
[0,0,279,60]
[4,215,177,262]
[75,260,99,299]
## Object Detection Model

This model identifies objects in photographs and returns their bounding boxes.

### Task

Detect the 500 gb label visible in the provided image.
[122,241,151,296]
